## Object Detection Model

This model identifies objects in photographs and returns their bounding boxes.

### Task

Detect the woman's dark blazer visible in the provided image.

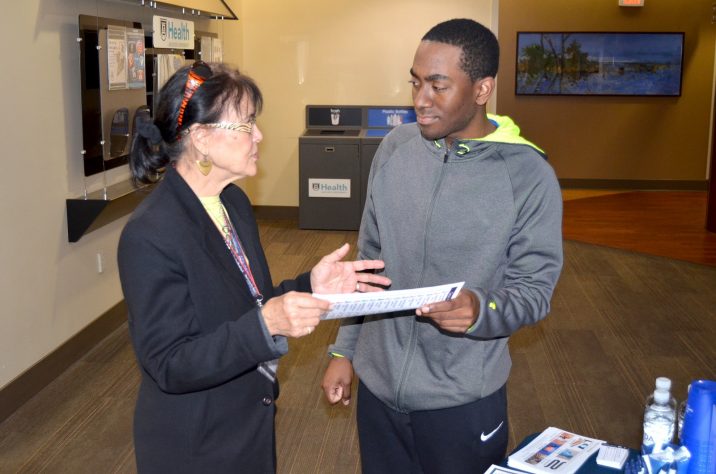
[118,168,311,473]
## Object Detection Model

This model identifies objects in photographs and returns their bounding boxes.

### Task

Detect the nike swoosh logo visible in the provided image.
[480,421,504,442]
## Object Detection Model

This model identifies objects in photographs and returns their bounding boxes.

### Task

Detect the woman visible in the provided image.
[118,62,389,472]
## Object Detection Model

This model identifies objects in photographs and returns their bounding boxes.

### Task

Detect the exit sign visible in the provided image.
[619,0,644,6]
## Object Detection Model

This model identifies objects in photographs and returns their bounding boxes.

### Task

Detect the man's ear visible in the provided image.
[474,77,495,106]
[188,124,210,155]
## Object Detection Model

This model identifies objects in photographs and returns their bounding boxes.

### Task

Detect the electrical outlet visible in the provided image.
[96,252,104,274]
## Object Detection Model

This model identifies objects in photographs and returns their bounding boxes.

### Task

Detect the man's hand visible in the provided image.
[321,357,354,405]
[415,289,480,333]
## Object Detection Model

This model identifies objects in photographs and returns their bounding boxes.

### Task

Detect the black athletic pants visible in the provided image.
[356,381,508,474]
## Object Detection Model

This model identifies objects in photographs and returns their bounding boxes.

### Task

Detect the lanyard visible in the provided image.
[219,206,264,307]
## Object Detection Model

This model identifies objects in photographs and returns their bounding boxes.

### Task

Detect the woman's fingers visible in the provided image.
[262,292,330,337]
[351,258,385,271]
[319,243,350,264]
[356,272,392,288]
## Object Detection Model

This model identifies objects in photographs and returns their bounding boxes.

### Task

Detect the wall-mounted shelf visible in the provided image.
[116,0,238,20]
[66,179,153,243]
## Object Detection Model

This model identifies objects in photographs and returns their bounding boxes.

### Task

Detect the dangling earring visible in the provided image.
[196,152,213,176]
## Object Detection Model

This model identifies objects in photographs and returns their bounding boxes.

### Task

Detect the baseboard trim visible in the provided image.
[253,205,299,220]
[559,179,707,191]
[0,301,127,424]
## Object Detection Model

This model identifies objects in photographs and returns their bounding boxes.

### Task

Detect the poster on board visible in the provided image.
[126,28,146,89]
[107,25,128,90]
[212,38,223,63]
[200,36,213,62]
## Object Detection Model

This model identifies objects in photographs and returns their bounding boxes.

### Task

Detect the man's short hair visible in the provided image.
[422,18,499,82]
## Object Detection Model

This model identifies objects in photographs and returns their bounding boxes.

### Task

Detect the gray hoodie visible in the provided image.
[329,115,563,413]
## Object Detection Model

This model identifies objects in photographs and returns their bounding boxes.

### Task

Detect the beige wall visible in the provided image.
[0,0,218,390]
[497,0,716,183]
[5,0,713,398]
[0,0,495,390]
[225,0,495,206]
[5,0,713,396]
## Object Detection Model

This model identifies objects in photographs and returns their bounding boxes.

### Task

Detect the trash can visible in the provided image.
[299,106,362,230]
[299,105,415,230]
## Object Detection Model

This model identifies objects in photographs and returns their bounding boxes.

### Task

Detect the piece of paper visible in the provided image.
[595,444,629,469]
[483,465,525,474]
[314,282,464,320]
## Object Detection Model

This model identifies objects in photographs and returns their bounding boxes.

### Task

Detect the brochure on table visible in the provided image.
[507,427,603,474]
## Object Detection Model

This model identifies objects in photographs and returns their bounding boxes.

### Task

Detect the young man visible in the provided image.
[321,19,563,473]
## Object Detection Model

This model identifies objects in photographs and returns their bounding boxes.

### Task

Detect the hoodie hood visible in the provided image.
[480,114,544,153]
[430,114,545,158]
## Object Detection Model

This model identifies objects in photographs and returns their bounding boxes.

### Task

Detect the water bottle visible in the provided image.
[643,388,676,454]
[645,377,675,404]
[677,384,690,443]
[655,377,671,391]
[645,377,678,415]
[677,399,686,442]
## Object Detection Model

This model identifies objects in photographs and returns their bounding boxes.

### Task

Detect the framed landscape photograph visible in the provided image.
[515,32,684,96]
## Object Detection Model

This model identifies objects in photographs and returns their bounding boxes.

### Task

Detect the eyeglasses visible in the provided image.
[202,120,256,135]
[179,119,257,140]
[176,61,213,138]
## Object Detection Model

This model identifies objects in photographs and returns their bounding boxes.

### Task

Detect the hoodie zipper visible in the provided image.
[393,146,450,412]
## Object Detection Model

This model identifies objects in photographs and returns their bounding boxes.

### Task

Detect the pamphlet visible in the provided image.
[596,443,629,469]
[507,427,603,474]
[314,281,464,320]
[484,465,527,474]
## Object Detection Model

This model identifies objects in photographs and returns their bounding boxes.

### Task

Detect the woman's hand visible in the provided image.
[261,291,329,337]
[310,243,391,294]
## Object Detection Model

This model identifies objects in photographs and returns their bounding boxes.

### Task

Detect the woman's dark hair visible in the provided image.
[422,18,499,82]
[130,63,263,184]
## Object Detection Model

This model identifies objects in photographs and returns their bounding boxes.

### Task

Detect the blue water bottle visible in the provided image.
[682,379,716,474]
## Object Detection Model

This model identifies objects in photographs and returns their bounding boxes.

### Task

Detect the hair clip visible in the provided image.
[176,61,213,138]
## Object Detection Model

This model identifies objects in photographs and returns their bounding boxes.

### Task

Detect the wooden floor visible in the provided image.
[0,191,715,473]
[563,190,716,266]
